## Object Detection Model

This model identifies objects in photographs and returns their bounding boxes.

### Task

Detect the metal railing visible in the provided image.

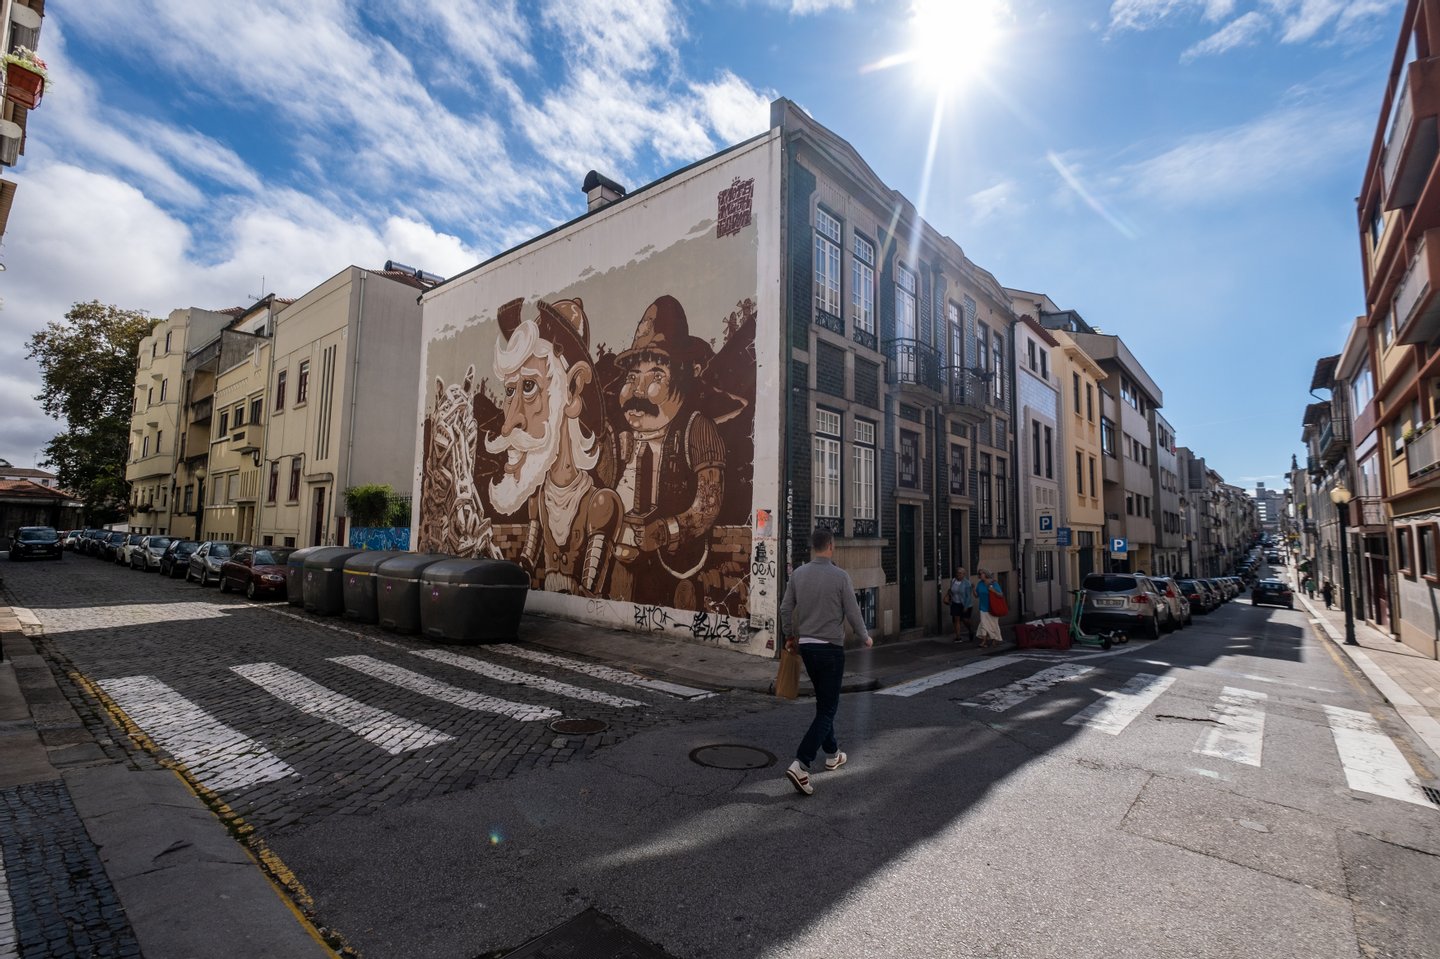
[1407,426,1440,480]
[942,366,995,412]
[884,338,941,392]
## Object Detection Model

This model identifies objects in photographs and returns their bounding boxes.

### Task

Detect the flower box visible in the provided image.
[4,48,46,110]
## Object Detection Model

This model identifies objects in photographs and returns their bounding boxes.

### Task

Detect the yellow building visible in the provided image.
[1053,328,1107,585]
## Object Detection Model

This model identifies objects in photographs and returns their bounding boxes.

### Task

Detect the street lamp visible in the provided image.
[1328,482,1359,646]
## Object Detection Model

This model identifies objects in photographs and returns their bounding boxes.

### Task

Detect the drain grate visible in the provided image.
[500,907,677,958]
[549,718,608,735]
[1424,786,1440,807]
[688,743,776,770]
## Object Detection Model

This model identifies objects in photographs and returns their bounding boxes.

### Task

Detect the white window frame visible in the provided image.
[896,264,917,341]
[852,233,875,335]
[853,419,876,522]
[814,408,842,521]
[814,209,842,319]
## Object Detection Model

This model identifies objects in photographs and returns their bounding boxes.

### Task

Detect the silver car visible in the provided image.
[1149,576,1191,629]
[1080,573,1167,639]
[187,541,244,586]
[129,535,174,571]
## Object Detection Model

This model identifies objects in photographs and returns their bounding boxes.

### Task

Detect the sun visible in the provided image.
[909,0,1007,95]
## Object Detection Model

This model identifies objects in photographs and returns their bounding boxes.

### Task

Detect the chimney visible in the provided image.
[582,170,627,211]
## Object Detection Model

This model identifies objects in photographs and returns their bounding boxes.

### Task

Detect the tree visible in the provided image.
[26,301,154,523]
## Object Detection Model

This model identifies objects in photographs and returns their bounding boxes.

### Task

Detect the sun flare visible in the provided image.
[909,0,1007,94]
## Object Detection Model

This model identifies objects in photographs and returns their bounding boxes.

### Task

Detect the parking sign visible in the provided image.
[1038,513,1054,532]
[1111,537,1128,554]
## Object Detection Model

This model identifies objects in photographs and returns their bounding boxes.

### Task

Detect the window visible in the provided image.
[267,461,279,504]
[1076,451,1085,496]
[1351,361,1374,413]
[813,209,842,321]
[853,419,876,524]
[948,301,963,366]
[1144,496,1152,519]
[896,264,917,341]
[1027,339,1037,371]
[1044,426,1053,479]
[995,457,1007,531]
[288,458,301,501]
[899,429,921,489]
[147,386,154,407]
[1121,376,1139,410]
[1072,373,1081,413]
[1086,383,1095,422]
[218,410,229,438]
[950,443,966,495]
[155,430,163,453]
[165,331,173,353]
[142,435,150,458]
[183,485,193,513]
[276,370,288,411]
[1126,493,1134,515]
[992,332,1004,400]
[151,342,156,358]
[250,397,263,426]
[1397,526,1415,576]
[297,360,311,405]
[234,404,244,428]
[814,409,842,522]
[852,233,875,335]
[1419,524,1437,581]
[160,378,168,402]
[979,453,993,530]
[1101,417,1116,456]
[1378,306,1393,351]
[1089,456,1097,498]
[284,536,296,547]
[977,322,990,374]
[1369,202,1384,249]
[1036,550,1053,582]
[1040,351,1048,380]
[1032,421,1042,476]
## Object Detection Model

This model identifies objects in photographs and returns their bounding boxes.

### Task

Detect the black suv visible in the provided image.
[1251,579,1294,609]
[8,526,62,561]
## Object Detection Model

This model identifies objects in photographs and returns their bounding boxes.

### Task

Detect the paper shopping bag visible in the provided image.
[774,647,800,700]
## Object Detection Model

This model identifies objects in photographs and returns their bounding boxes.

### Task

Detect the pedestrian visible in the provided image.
[778,527,874,797]
[976,569,1005,648]
[1322,581,1335,609]
[944,566,975,642]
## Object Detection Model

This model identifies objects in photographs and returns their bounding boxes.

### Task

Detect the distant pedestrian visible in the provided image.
[1322,581,1335,609]
[976,569,1005,648]
[945,566,975,643]
[778,528,874,796]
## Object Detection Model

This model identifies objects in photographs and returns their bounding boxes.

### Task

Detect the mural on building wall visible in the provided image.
[416,173,762,623]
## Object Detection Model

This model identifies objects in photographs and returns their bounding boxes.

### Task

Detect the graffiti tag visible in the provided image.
[634,605,671,633]
[690,611,741,644]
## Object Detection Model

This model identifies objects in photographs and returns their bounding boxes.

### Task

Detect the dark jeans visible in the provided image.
[796,643,845,766]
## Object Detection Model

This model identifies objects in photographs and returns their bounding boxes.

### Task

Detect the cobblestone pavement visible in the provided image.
[2,555,773,835]
[0,780,141,959]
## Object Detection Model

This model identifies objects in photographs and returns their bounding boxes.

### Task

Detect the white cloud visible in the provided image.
[691,71,776,145]
[789,0,856,13]
[965,180,1022,223]
[1181,11,1271,60]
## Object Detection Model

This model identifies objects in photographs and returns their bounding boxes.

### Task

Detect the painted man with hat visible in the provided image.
[486,296,621,597]
[611,294,732,610]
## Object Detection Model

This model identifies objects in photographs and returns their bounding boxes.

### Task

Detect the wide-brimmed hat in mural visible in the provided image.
[496,295,607,441]
[616,294,747,424]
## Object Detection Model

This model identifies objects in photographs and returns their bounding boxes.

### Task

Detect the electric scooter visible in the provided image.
[1069,588,1128,650]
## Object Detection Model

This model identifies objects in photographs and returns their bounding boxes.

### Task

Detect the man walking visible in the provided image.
[1322,581,1335,610]
[945,566,975,642]
[779,528,873,796]
[976,569,1004,648]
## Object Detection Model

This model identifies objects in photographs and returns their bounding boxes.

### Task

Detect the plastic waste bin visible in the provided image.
[341,550,408,624]
[285,547,323,607]
[374,553,451,634]
[419,558,530,644]
[303,547,363,617]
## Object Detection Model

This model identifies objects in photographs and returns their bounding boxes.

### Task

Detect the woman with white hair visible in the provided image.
[975,569,1005,648]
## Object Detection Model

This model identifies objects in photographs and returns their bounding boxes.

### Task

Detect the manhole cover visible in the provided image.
[688,744,776,770]
[549,718,608,735]
[500,908,677,958]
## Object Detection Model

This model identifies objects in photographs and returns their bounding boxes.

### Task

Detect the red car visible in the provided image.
[219,546,294,600]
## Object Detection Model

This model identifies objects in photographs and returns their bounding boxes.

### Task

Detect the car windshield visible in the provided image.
[175,543,198,556]
[148,537,173,549]
[108,533,126,542]
[252,549,292,566]
[210,544,233,559]
[1177,580,1198,589]
[1083,574,1138,591]
[17,528,58,542]
[127,534,143,544]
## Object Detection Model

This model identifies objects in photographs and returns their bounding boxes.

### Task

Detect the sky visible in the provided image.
[0,0,1404,491]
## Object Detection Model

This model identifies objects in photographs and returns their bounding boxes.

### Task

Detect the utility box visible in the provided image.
[419,559,530,644]
[303,547,363,617]
[285,547,323,608]
[375,553,451,634]
[341,550,408,624]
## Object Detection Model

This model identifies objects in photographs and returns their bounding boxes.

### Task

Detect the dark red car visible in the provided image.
[219,546,294,600]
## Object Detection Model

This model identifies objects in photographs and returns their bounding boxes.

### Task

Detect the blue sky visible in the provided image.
[0,0,1403,491]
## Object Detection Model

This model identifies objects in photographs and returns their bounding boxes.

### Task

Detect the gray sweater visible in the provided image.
[779,556,870,644]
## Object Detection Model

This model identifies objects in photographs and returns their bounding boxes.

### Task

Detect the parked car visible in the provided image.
[78,529,102,556]
[1202,578,1229,602]
[219,547,294,600]
[1150,576,1192,628]
[1079,573,1165,639]
[129,535,174,571]
[187,541,244,586]
[159,540,200,578]
[116,533,145,566]
[99,531,128,562]
[63,530,82,551]
[8,526,62,561]
[1177,578,1214,613]
[1251,578,1294,609]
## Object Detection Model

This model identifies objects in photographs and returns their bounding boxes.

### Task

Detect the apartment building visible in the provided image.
[125,307,231,536]
[1151,411,1184,576]
[1007,306,1064,616]
[0,0,46,241]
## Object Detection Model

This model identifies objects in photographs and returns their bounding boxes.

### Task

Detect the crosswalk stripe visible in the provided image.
[412,648,646,709]
[330,655,560,722]
[960,664,1093,712]
[1322,705,1431,808]
[232,663,454,755]
[489,644,713,699]
[877,655,1024,698]
[1064,673,1176,735]
[1197,686,1267,766]
[97,675,295,791]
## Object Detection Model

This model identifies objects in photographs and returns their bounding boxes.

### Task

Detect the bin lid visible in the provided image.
[342,550,408,575]
[375,552,452,581]
[286,546,325,570]
[303,547,363,572]
[420,558,530,587]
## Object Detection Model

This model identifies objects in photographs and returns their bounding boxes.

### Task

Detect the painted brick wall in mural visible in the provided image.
[416,171,762,623]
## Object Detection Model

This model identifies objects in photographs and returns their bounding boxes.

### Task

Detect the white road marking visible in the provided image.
[489,644,713,699]
[877,656,1024,698]
[0,844,15,959]
[1197,686,1267,767]
[232,662,454,755]
[1064,673,1176,735]
[1322,705,1432,808]
[960,664,1094,712]
[1131,658,1335,694]
[97,675,295,791]
[330,655,560,722]
[413,648,646,709]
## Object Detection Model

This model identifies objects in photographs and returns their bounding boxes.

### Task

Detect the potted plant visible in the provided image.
[4,46,47,109]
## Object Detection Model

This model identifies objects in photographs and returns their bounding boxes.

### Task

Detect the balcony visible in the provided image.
[942,366,994,421]
[189,396,213,424]
[1396,228,1440,345]
[1317,417,1348,466]
[1407,425,1440,481]
[230,429,259,455]
[884,338,941,393]
[1382,57,1440,211]
[1353,495,1386,529]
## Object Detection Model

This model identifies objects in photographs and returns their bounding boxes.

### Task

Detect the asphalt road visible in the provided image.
[5,555,1438,959]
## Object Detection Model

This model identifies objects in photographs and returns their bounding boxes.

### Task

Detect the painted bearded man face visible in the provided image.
[619,352,689,434]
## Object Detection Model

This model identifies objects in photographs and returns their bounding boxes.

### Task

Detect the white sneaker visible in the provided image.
[824,751,847,771]
[785,760,813,795]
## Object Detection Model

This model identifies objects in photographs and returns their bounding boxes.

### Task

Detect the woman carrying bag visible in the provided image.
[944,566,975,643]
[976,569,1007,648]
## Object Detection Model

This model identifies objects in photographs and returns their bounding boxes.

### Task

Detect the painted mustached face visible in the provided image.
[486,353,566,515]
[619,357,683,433]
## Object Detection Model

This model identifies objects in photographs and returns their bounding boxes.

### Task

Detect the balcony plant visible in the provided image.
[4,46,47,109]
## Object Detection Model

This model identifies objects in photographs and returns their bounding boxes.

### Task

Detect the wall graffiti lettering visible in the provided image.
[634,605,671,633]
[716,177,755,239]
[689,611,739,644]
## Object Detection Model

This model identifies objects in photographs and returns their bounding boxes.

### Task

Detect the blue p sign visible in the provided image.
[1111,538,1128,553]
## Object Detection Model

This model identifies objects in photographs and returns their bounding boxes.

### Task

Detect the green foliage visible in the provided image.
[386,496,412,527]
[26,301,154,523]
[344,483,396,528]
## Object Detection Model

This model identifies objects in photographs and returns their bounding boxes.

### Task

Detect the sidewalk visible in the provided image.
[1287,575,1440,764]
[0,604,340,959]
